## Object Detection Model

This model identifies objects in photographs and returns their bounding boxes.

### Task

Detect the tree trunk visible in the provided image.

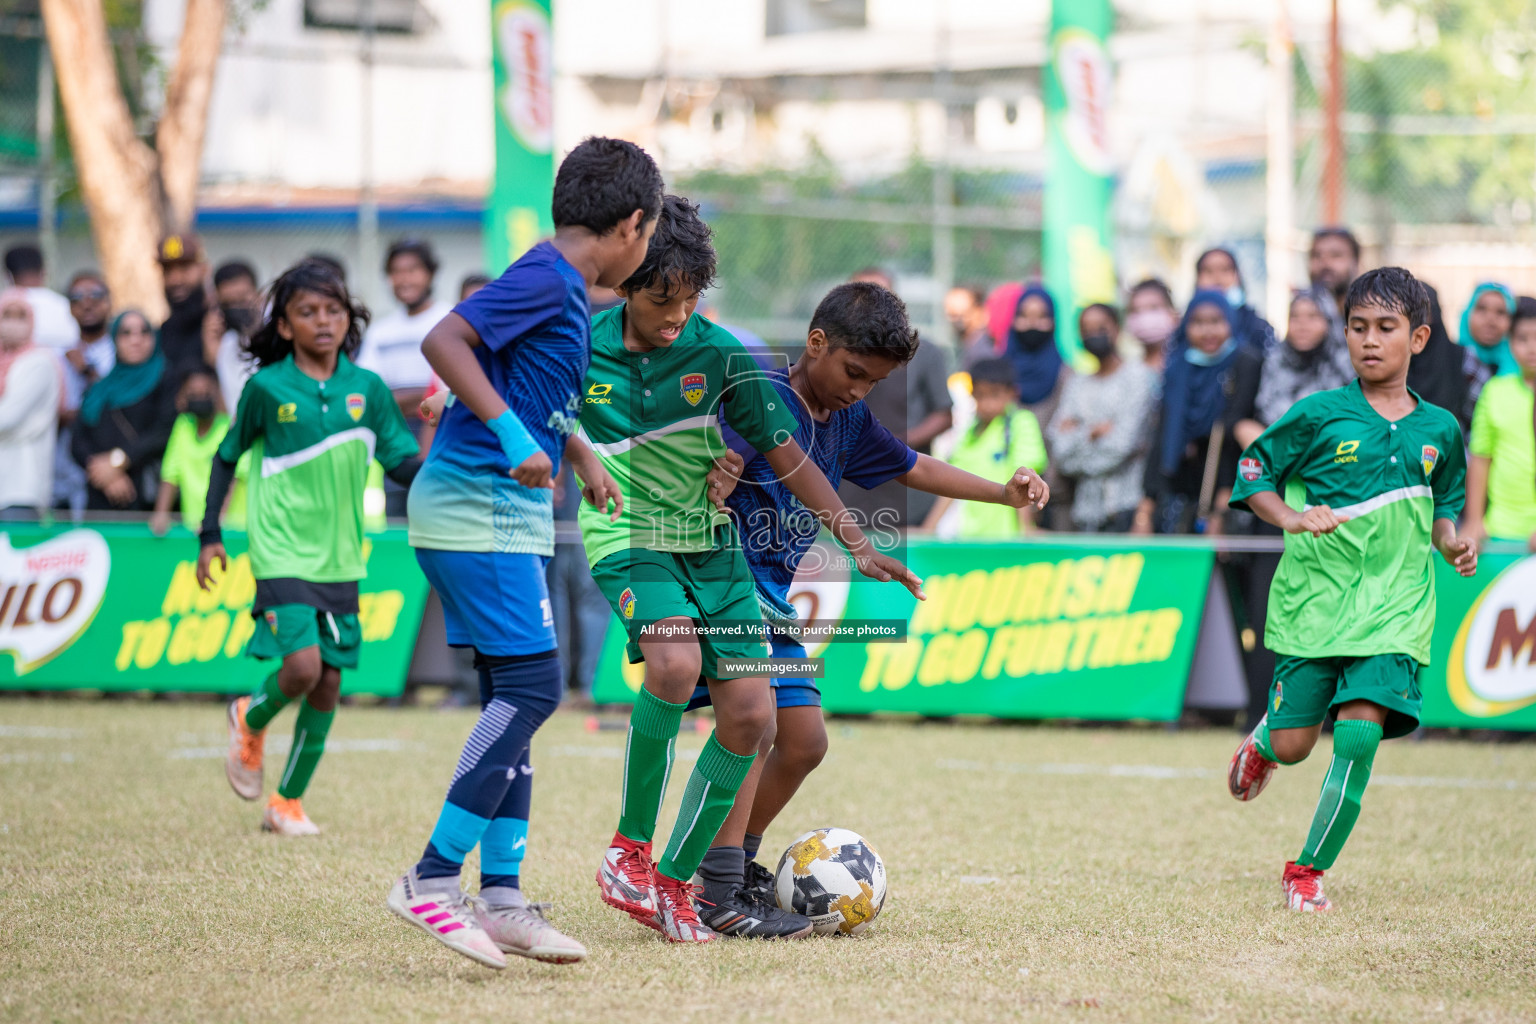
[40,0,168,321]
[157,0,225,233]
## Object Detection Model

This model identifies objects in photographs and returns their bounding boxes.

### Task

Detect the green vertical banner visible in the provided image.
[485,0,555,274]
[1043,0,1116,360]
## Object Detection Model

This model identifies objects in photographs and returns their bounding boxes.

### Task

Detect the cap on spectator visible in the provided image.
[158,233,204,265]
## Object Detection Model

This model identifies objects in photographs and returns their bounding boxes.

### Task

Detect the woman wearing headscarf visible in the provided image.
[1002,284,1065,420]
[1173,248,1277,356]
[1458,281,1517,428]
[1220,287,1354,729]
[1138,290,1242,534]
[72,310,176,510]
[0,288,61,517]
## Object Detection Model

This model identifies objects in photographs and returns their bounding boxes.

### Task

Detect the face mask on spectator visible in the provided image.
[186,397,216,419]
[1082,333,1116,359]
[221,304,256,334]
[1015,327,1053,352]
[1225,285,1245,309]
[1127,309,1176,345]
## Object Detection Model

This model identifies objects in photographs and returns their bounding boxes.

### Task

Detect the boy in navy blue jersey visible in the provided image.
[387,137,662,970]
[691,281,1051,933]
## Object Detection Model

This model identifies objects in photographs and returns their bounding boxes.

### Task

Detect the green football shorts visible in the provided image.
[247,603,362,670]
[1268,653,1422,739]
[590,540,769,675]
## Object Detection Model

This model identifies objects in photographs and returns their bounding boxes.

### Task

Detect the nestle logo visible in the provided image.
[25,550,89,573]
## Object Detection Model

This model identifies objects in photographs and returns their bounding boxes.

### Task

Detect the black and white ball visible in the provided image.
[774,827,887,935]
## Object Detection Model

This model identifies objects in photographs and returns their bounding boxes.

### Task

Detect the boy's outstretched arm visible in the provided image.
[421,313,552,488]
[762,438,925,600]
[899,454,1049,510]
[564,433,624,522]
[1433,518,1477,577]
[1244,489,1348,538]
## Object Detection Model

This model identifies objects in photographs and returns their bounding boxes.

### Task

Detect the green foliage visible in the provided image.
[1338,0,1536,223]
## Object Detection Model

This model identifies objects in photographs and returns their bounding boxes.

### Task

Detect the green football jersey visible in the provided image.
[218,355,417,582]
[1230,381,1466,664]
[576,307,798,569]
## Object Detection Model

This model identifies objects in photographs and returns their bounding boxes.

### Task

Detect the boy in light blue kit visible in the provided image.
[386,137,663,971]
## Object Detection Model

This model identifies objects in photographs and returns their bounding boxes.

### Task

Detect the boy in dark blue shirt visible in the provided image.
[387,137,663,971]
[691,282,1051,934]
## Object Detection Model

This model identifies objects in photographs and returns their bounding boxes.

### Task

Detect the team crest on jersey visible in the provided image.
[618,588,636,619]
[680,372,707,407]
[264,610,279,634]
[1421,445,1439,477]
[1238,457,1263,482]
[346,393,365,422]
[1273,680,1283,712]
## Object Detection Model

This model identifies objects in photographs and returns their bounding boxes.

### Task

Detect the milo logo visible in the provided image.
[1447,557,1536,717]
[0,530,111,674]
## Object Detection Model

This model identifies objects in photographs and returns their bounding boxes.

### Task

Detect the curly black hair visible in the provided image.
[1344,266,1430,331]
[618,194,717,298]
[809,282,919,363]
[245,259,369,368]
[552,137,665,234]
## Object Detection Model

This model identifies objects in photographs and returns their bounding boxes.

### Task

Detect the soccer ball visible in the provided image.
[774,827,887,936]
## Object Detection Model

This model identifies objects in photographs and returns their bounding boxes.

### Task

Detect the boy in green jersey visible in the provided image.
[581,196,922,942]
[198,261,420,836]
[1226,267,1477,912]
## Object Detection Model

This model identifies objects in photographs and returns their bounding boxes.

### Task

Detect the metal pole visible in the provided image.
[1323,0,1344,224]
[36,40,58,284]
[1265,0,1294,330]
[931,1,955,350]
[358,0,380,307]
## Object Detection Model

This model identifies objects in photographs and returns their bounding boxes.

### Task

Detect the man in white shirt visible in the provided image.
[5,244,79,351]
[356,238,452,516]
[206,260,262,414]
[356,238,453,421]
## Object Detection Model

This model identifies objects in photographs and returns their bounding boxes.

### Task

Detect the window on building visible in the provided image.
[766,0,866,37]
[304,0,427,34]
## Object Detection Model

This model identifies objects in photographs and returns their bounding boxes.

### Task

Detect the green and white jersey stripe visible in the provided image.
[220,355,418,583]
[576,307,797,569]
[1230,381,1466,664]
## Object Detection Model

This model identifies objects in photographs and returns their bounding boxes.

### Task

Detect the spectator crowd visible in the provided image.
[2,225,1534,721]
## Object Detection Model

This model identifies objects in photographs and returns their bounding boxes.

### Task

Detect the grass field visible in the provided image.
[4,698,1535,1024]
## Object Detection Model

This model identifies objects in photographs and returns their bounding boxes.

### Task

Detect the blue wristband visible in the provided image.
[487,409,541,468]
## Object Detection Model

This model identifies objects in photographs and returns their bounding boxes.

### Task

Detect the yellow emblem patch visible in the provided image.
[277,403,298,424]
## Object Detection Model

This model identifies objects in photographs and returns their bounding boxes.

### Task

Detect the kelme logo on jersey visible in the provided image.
[1446,557,1536,718]
[1333,440,1359,464]
[618,587,636,619]
[1239,457,1263,482]
[346,393,365,422]
[277,403,297,424]
[1421,445,1439,477]
[680,372,707,407]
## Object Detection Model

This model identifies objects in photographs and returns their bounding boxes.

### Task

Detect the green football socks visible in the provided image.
[1297,719,1382,870]
[659,732,755,882]
[276,698,335,800]
[617,686,687,844]
[242,671,290,732]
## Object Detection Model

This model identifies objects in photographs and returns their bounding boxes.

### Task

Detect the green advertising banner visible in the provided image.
[1422,552,1536,730]
[593,539,1215,722]
[485,0,556,274]
[1043,0,1117,361]
[0,525,429,696]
